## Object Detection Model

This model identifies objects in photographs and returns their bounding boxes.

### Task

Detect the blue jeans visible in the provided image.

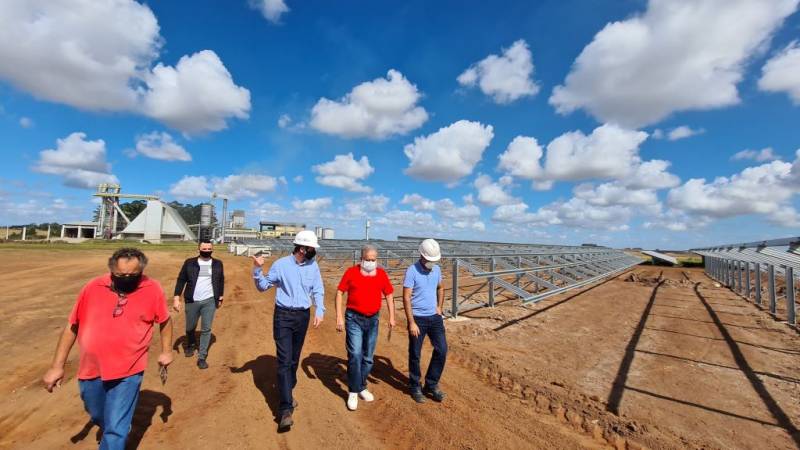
[78,372,143,450]
[408,314,447,392]
[273,306,310,414]
[345,309,380,393]
[185,297,217,359]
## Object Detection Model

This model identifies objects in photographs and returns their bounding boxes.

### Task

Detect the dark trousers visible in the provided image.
[408,314,448,391]
[273,306,310,414]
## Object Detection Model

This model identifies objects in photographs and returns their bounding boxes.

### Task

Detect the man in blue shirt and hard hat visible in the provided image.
[252,230,325,431]
[402,238,447,403]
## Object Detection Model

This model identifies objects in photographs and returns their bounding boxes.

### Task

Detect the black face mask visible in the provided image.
[199,251,213,259]
[111,273,142,294]
[304,248,316,261]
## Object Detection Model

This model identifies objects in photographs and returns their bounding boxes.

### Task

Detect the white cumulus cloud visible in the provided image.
[248,0,289,23]
[759,40,800,103]
[33,132,118,189]
[497,136,545,182]
[0,1,250,134]
[19,117,33,128]
[310,70,428,140]
[549,0,799,127]
[457,39,539,104]
[170,173,279,200]
[169,176,212,199]
[732,147,779,162]
[545,124,647,180]
[312,153,374,193]
[473,174,517,206]
[404,120,494,183]
[401,193,481,220]
[292,197,333,211]
[131,131,191,162]
[666,125,705,141]
[141,50,251,134]
[667,158,799,225]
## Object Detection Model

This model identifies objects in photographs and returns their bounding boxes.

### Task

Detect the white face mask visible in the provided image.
[422,260,434,270]
[361,260,377,272]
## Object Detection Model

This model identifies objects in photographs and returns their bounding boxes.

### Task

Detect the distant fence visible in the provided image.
[0,225,61,241]
[692,237,799,326]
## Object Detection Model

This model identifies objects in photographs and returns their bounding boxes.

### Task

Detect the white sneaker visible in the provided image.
[347,393,358,410]
[359,389,374,402]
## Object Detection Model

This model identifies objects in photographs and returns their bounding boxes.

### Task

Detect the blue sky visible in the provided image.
[1,0,799,249]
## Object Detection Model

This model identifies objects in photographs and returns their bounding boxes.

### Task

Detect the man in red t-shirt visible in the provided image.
[335,244,396,411]
[43,248,173,450]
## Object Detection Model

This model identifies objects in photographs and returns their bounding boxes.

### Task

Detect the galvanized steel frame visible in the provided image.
[233,236,641,317]
[692,237,799,326]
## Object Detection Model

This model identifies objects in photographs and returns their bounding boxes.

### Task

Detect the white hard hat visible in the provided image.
[293,230,320,248]
[418,238,441,262]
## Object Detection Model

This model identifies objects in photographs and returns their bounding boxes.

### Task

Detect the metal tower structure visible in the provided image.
[94,184,159,239]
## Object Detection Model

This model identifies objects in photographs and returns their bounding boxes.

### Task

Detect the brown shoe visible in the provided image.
[278,411,293,431]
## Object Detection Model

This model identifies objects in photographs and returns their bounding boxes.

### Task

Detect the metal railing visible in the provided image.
[692,237,800,326]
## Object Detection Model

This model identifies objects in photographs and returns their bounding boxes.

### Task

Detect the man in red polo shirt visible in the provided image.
[43,248,173,450]
[335,244,396,411]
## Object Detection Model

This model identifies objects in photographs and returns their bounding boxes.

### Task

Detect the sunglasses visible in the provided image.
[112,292,128,318]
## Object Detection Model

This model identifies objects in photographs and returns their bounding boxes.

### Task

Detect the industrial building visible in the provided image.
[60,221,99,241]
[259,221,305,238]
[117,200,196,242]
[314,226,335,240]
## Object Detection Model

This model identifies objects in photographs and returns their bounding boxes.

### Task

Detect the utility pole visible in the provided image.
[365,219,370,241]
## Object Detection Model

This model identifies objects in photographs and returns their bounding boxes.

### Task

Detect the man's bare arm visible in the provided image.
[157,318,174,367]
[42,322,78,392]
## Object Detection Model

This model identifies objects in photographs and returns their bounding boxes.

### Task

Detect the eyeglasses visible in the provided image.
[113,292,128,318]
[112,272,141,279]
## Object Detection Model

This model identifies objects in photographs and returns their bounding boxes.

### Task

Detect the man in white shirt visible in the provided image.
[173,240,225,369]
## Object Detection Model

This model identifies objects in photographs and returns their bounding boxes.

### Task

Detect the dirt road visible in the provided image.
[1,249,798,449]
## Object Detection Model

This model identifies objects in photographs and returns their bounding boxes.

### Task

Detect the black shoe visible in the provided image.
[278,412,293,431]
[411,390,426,403]
[423,386,446,402]
[184,345,195,357]
[197,359,208,370]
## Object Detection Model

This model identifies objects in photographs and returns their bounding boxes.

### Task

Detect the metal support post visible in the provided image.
[21,227,26,241]
[723,259,728,286]
[754,263,762,305]
[488,257,495,307]
[768,264,776,315]
[786,267,796,326]
[737,260,743,294]
[744,262,751,300]
[515,256,522,298]
[451,259,459,318]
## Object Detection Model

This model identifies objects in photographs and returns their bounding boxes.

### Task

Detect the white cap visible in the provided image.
[418,238,441,262]
[293,230,320,248]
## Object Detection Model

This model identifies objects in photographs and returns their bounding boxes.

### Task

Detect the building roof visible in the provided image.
[62,222,99,227]
[642,250,678,265]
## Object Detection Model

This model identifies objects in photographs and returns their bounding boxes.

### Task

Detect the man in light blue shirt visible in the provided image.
[252,230,324,431]
[402,238,447,404]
